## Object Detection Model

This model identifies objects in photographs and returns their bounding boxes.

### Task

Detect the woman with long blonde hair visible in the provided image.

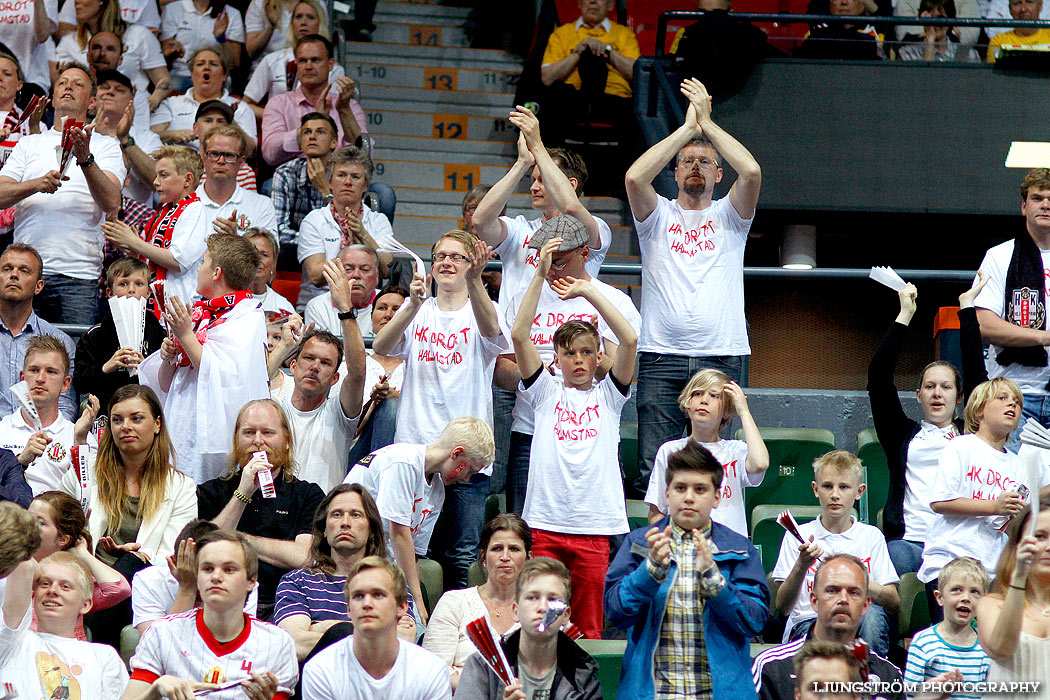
[60,384,197,567]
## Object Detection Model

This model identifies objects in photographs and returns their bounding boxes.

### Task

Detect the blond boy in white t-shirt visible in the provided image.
[771,450,900,656]
[644,367,769,537]
[511,220,638,640]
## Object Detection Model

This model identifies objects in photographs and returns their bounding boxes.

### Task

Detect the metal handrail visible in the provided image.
[654,9,1050,56]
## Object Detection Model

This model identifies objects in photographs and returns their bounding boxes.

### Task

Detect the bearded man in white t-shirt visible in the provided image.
[0,63,126,325]
[270,258,366,492]
[301,556,451,700]
[624,77,762,495]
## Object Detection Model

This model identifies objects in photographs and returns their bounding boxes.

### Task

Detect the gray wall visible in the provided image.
[637,58,1050,215]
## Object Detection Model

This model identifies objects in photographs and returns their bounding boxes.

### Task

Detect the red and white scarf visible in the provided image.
[174,290,253,366]
[331,202,364,250]
[141,194,200,281]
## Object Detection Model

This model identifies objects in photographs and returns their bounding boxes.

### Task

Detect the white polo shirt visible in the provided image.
[303,292,375,337]
[1,128,126,279]
[0,408,74,495]
[195,182,277,236]
[160,0,246,83]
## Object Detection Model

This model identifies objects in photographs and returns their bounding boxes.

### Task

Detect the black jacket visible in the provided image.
[455,629,602,700]
[73,308,166,412]
[866,306,986,542]
[0,448,30,506]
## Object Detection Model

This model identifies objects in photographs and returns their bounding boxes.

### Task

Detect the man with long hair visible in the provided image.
[197,399,324,620]
[274,484,416,660]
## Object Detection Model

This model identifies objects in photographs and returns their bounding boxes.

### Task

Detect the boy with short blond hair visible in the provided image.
[74,258,167,414]
[772,450,900,655]
[904,556,990,700]
[101,145,207,307]
[139,233,269,483]
[511,233,638,639]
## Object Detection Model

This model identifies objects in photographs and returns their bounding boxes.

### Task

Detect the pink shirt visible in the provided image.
[260,85,368,166]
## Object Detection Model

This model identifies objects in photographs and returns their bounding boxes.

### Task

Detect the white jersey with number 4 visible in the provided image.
[129,609,298,700]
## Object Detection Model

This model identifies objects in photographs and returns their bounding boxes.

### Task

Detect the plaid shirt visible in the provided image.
[646,522,726,700]
[271,156,326,246]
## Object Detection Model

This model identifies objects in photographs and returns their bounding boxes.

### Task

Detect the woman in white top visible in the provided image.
[423,514,530,691]
[160,0,244,90]
[54,0,172,116]
[151,45,257,151]
[242,0,343,119]
[978,497,1050,699]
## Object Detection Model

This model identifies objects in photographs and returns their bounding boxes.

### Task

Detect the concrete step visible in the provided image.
[342,41,521,70]
[364,108,514,142]
[375,134,514,156]
[364,99,510,119]
[379,148,509,168]
[373,1,470,20]
[375,159,506,192]
[393,188,627,217]
[364,22,469,47]
[372,10,467,27]
[348,62,518,94]
[362,84,511,108]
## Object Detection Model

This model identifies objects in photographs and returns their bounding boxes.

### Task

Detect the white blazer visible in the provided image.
[60,454,198,562]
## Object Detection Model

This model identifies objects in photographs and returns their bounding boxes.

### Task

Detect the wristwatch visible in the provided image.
[605,43,612,54]
[120,136,135,150]
[77,154,95,168]
[337,308,358,320]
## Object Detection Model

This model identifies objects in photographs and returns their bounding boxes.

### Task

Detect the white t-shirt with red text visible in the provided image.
[633,195,752,356]
[974,240,1050,395]
[0,0,57,88]
[772,516,898,640]
[388,296,507,446]
[643,437,763,537]
[521,370,630,536]
[504,278,640,435]
[492,214,612,311]
[918,433,1050,582]
[344,443,445,556]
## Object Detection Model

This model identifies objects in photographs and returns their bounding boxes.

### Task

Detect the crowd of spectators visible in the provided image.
[0,0,1049,698]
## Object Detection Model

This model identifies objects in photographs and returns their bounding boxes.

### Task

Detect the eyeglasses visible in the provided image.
[433,252,471,263]
[679,156,719,169]
[204,150,241,163]
[550,249,581,270]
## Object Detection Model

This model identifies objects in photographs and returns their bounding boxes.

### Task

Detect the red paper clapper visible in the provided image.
[58,117,83,176]
[8,95,41,131]
[846,638,870,682]
[466,617,515,686]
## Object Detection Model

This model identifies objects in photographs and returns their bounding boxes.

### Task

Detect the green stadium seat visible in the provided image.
[484,493,506,525]
[418,558,444,614]
[467,560,487,587]
[620,421,640,493]
[858,429,889,525]
[577,639,627,700]
[898,572,931,640]
[120,624,140,667]
[750,504,825,573]
[739,428,836,529]
[750,504,859,574]
[626,499,650,532]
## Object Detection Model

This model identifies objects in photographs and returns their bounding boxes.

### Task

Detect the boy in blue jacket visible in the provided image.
[604,439,769,700]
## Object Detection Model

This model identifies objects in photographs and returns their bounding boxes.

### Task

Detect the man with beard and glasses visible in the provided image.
[624,77,761,498]
[274,484,418,662]
[197,398,325,620]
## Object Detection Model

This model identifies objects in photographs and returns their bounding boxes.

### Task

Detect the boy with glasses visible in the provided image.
[196,124,277,237]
